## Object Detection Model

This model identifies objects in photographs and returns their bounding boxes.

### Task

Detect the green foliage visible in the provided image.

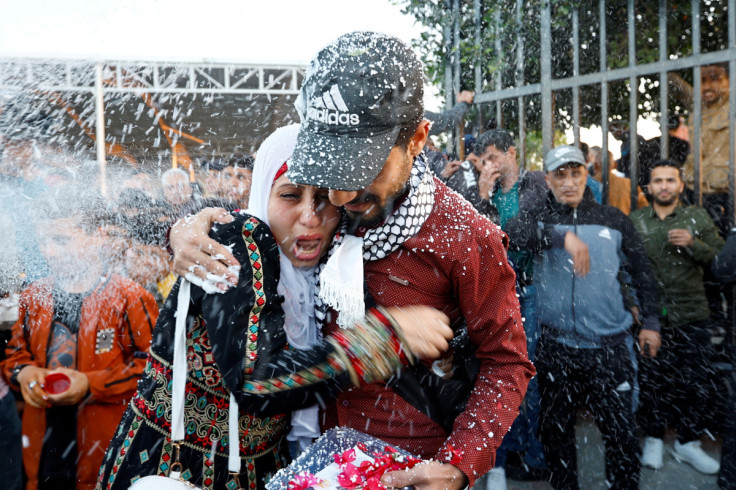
[524,130,571,170]
[396,0,729,137]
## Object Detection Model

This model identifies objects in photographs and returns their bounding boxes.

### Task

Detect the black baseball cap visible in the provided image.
[288,31,424,191]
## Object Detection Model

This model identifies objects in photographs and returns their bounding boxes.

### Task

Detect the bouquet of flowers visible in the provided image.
[268,428,462,490]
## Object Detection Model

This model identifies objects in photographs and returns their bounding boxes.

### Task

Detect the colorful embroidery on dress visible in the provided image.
[242,357,344,394]
[246,458,257,490]
[106,415,143,489]
[241,218,264,375]
[134,326,288,459]
[158,439,174,476]
[202,454,215,490]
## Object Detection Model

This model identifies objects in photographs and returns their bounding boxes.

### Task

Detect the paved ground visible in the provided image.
[475,414,722,489]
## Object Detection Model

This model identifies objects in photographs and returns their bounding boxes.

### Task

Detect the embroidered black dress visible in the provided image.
[96,214,358,490]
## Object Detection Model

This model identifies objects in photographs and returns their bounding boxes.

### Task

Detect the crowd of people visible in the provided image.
[0,31,734,490]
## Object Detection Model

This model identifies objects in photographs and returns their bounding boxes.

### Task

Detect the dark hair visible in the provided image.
[394,114,424,149]
[475,129,515,154]
[706,62,729,77]
[226,154,254,170]
[667,114,683,131]
[579,142,590,162]
[651,158,684,180]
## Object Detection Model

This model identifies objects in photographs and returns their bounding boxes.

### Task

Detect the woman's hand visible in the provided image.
[386,306,453,360]
[171,208,240,290]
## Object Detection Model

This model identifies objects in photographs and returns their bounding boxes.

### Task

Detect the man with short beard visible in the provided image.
[631,159,724,475]
[670,63,732,236]
[170,31,534,490]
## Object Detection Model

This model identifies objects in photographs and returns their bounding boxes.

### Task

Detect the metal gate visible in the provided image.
[442,0,736,219]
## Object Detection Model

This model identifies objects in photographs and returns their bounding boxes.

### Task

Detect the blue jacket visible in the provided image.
[506,188,660,348]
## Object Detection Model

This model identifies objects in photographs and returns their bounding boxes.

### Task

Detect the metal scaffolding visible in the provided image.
[0,59,305,95]
[0,58,307,171]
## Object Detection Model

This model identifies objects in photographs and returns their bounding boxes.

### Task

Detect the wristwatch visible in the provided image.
[9,364,28,387]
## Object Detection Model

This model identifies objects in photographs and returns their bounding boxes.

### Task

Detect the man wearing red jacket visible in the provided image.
[4,196,156,490]
[171,32,533,490]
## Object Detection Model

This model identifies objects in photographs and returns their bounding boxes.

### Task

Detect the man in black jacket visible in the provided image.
[470,130,548,488]
[506,145,661,490]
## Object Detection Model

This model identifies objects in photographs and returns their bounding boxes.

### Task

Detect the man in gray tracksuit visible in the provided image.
[506,146,662,490]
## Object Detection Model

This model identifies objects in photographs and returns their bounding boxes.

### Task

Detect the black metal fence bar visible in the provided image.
[453,0,463,156]
[692,0,703,204]
[541,0,553,155]
[600,0,609,205]
[495,8,503,128]
[659,0,669,160]
[516,0,526,169]
[474,83,542,103]
[453,0,461,98]
[572,7,581,146]
[474,48,736,105]
[628,0,639,211]
[443,0,454,151]
[474,0,483,133]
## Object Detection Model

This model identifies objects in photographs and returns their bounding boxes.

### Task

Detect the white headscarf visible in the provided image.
[245,123,320,448]
[246,124,319,350]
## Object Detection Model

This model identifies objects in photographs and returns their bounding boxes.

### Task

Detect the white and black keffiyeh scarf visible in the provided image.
[315,153,436,328]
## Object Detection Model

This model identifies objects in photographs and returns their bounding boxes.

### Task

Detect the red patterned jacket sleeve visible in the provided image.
[436,200,535,484]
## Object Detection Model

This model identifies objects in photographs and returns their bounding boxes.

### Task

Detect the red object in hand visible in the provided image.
[45,373,71,394]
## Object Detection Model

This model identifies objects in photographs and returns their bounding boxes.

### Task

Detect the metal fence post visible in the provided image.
[628,0,639,212]
[444,0,454,155]
[474,0,483,135]
[516,0,526,169]
[659,0,669,159]
[541,0,553,155]
[94,62,107,197]
[692,0,702,205]
[572,7,581,146]
[600,0,609,205]
[495,7,503,129]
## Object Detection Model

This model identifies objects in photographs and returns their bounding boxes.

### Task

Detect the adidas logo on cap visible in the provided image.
[306,85,360,126]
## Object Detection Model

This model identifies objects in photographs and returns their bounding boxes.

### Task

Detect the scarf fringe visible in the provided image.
[319,275,365,329]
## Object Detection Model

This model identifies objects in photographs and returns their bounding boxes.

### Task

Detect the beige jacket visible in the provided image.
[597,170,649,215]
[685,95,732,193]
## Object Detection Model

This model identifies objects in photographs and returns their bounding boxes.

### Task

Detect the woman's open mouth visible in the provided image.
[292,234,323,261]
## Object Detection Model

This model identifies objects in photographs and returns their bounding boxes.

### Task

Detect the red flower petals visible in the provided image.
[333,448,357,465]
[287,445,431,489]
[441,445,464,466]
[336,463,361,489]
[288,471,321,490]
[336,445,421,490]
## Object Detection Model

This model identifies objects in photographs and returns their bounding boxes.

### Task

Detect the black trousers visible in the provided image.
[719,369,736,490]
[638,321,718,443]
[536,335,640,490]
